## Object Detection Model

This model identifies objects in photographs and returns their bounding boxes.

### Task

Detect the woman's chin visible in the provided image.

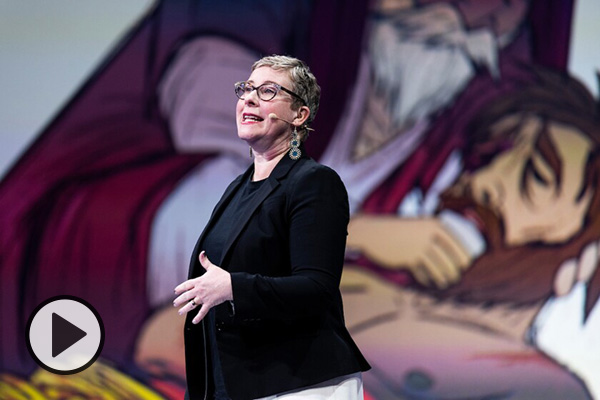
[237,129,261,144]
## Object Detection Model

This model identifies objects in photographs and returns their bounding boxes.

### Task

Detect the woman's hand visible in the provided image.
[173,251,233,324]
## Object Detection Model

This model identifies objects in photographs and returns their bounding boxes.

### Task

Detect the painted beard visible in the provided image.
[368,18,477,131]
[429,186,588,307]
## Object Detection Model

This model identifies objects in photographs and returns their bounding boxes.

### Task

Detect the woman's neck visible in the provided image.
[252,148,288,181]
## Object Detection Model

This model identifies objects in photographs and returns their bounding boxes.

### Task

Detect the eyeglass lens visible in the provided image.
[235,83,279,101]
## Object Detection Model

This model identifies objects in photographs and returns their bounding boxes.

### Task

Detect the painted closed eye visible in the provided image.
[521,152,555,201]
[525,160,550,187]
[530,151,555,186]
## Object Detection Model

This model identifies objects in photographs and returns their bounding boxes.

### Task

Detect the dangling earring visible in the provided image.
[288,126,301,160]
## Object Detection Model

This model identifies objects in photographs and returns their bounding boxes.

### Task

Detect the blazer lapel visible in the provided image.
[220,154,300,267]
[188,155,302,277]
[188,167,251,278]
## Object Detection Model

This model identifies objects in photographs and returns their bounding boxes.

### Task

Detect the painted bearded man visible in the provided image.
[342,68,600,399]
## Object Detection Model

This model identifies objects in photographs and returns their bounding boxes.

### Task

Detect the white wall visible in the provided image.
[0,1,154,176]
[569,0,600,98]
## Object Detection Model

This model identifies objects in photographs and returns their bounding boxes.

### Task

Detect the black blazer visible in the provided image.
[184,153,370,400]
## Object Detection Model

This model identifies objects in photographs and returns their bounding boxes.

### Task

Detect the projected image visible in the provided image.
[1,0,599,398]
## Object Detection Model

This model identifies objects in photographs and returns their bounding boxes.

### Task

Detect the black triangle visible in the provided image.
[52,312,87,358]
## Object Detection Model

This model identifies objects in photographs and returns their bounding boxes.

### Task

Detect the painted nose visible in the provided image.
[469,172,505,209]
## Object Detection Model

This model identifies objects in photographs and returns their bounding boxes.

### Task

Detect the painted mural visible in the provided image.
[1,0,599,399]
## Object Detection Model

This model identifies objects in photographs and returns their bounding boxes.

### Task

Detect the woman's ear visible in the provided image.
[293,106,310,127]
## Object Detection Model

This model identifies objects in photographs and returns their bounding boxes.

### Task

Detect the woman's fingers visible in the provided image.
[192,304,211,324]
[178,298,200,315]
[173,250,231,321]
[174,280,194,296]
[199,250,214,270]
[173,288,196,308]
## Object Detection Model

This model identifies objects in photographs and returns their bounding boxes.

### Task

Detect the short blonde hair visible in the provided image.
[252,55,320,139]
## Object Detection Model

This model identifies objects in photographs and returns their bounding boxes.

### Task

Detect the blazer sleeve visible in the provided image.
[229,164,349,321]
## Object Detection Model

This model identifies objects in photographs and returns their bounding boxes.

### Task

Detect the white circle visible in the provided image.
[28,298,102,372]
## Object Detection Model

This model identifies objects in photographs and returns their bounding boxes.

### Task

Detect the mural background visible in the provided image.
[1,0,599,399]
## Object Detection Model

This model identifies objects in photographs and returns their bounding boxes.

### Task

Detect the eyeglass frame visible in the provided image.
[234,81,307,106]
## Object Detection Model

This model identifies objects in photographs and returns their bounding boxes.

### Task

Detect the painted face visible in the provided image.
[458,115,593,246]
[235,66,299,154]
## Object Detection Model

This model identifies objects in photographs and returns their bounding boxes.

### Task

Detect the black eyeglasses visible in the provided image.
[234,81,306,105]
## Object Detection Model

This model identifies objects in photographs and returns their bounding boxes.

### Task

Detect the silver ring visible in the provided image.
[191,300,196,307]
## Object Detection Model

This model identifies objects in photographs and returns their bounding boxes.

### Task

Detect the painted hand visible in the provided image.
[347,214,473,289]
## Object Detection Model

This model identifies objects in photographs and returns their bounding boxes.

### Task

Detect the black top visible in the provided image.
[202,176,265,263]
[184,154,370,400]
[200,176,266,399]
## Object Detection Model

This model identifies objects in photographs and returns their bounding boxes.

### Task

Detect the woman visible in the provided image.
[173,55,370,400]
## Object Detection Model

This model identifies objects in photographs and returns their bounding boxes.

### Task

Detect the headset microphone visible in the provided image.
[268,113,295,125]
[269,113,314,133]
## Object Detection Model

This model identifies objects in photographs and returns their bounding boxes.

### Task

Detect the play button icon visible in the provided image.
[52,312,87,357]
[27,295,104,375]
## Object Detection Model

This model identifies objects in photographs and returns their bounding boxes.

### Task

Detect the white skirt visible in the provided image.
[255,372,363,400]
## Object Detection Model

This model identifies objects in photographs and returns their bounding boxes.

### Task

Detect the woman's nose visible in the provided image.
[244,89,260,105]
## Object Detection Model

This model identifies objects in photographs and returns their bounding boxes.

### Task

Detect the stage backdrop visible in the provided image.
[1,1,600,399]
